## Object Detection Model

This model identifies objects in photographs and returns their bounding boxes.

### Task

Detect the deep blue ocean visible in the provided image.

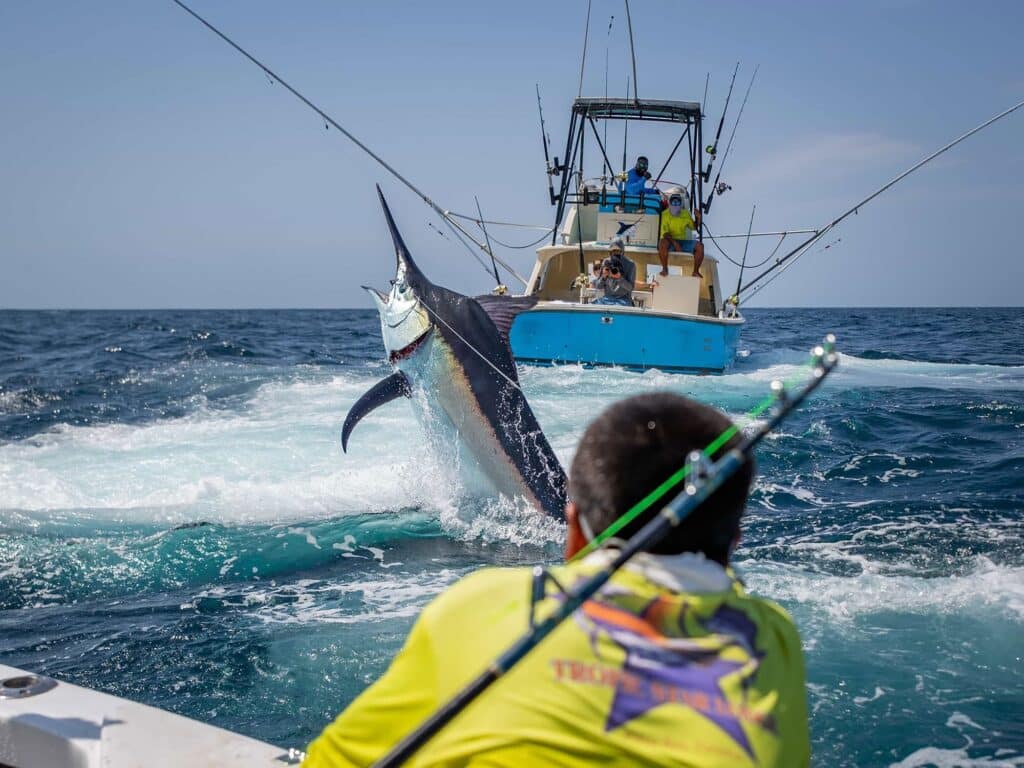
[1,307,1021,767]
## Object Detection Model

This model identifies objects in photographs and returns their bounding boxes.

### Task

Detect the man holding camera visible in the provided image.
[594,240,636,306]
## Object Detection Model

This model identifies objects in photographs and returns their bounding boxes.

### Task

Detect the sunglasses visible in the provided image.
[669,199,683,206]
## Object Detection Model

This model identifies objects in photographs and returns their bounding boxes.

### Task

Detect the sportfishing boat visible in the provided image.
[509,97,744,374]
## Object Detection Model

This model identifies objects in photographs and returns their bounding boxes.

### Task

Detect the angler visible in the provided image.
[308,389,817,767]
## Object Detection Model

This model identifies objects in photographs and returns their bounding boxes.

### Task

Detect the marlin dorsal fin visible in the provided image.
[472,295,538,349]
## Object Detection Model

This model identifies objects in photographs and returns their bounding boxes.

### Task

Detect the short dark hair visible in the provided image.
[568,392,754,563]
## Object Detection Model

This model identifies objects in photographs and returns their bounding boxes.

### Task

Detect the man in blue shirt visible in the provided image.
[618,156,659,198]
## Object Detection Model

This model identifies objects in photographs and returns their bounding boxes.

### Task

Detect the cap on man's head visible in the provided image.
[609,238,625,253]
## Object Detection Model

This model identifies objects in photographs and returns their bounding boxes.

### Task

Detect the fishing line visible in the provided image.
[445,212,551,231]
[570,345,833,562]
[737,96,1024,299]
[439,216,505,280]
[703,224,780,270]
[743,236,841,303]
[481,229,555,250]
[169,0,528,287]
[417,301,523,393]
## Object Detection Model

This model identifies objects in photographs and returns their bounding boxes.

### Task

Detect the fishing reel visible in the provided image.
[705,144,717,157]
[715,181,732,196]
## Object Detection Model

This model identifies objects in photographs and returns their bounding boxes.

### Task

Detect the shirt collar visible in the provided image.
[581,544,733,593]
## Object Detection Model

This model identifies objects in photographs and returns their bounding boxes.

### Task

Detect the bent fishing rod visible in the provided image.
[375,336,839,767]
[737,97,1024,302]
[169,0,528,288]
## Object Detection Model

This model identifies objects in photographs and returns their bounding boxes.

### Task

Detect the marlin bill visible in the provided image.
[341,187,568,520]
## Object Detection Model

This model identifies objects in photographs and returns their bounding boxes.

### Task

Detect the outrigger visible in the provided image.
[509,97,744,374]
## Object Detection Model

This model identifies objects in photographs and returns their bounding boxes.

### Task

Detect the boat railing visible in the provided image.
[566,183,664,216]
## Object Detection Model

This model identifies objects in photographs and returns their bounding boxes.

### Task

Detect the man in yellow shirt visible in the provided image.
[303,393,810,767]
[659,189,705,279]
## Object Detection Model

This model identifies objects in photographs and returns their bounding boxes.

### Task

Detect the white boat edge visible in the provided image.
[0,664,300,768]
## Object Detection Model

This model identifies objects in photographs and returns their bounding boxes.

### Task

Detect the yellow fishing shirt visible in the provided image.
[660,209,695,241]
[303,551,810,767]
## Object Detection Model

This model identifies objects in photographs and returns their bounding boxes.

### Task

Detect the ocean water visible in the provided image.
[1,307,1021,767]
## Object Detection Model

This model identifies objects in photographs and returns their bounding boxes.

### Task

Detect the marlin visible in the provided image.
[341,187,568,520]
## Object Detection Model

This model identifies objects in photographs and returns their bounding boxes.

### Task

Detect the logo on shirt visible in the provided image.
[552,592,774,757]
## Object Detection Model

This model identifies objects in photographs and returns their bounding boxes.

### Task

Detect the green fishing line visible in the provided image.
[570,354,819,562]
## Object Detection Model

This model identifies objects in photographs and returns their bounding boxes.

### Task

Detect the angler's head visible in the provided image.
[366,186,433,359]
[565,393,754,564]
[634,155,649,174]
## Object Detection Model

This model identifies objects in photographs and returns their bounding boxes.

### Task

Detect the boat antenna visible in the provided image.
[168,0,526,287]
[704,64,758,215]
[474,196,503,291]
[373,339,839,768]
[624,0,639,102]
[577,0,593,99]
[702,72,710,116]
[702,62,738,183]
[729,204,756,312]
[602,15,615,178]
[536,84,558,206]
[737,96,1024,301]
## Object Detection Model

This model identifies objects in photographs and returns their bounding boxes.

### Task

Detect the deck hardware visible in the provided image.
[0,674,58,699]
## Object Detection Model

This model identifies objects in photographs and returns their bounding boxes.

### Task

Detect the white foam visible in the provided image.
[184,569,465,626]
[743,556,1024,623]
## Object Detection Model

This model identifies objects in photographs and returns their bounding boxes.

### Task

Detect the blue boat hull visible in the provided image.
[509,306,743,374]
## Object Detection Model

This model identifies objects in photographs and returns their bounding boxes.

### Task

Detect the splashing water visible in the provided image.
[1,307,1022,764]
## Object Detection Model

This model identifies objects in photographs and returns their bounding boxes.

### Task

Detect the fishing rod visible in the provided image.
[729,204,756,311]
[710,228,816,239]
[702,62,738,183]
[703,64,758,215]
[624,0,639,103]
[737,96,1024,300]
[602,15,615,178]
[169,0,527,288]
[534,84,560,207]
[621,76,631,174]
[375,335,839,767]
[474,196,503,292]
[577,0,593,99]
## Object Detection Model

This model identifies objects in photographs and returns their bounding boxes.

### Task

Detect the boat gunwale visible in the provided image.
[525,301,746,326]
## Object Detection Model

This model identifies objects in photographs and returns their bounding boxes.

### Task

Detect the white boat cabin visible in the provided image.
[524,193,730,319]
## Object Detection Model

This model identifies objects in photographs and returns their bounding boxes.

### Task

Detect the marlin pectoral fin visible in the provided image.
[341,371,412,452]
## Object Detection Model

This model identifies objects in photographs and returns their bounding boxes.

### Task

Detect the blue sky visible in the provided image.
[1,0,1022,308]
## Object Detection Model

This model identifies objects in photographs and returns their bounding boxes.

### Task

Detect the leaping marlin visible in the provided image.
[341,187,568,520]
